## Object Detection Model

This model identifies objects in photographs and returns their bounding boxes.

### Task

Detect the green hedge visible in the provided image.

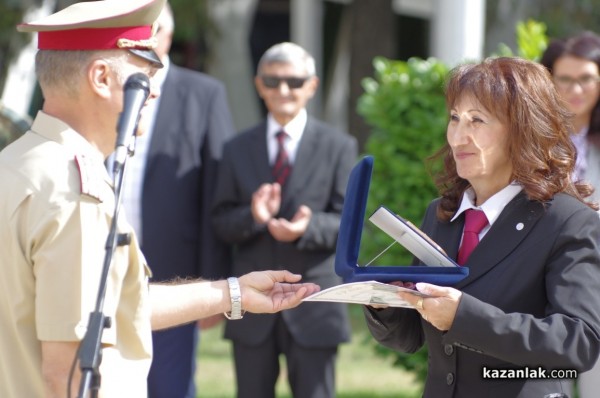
[357,57,448,268]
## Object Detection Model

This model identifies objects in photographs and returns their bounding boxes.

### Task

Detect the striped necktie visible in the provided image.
[272,131,292,186]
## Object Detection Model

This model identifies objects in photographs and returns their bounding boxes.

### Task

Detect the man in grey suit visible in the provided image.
[120,4,235,398]
[212,42,357,398]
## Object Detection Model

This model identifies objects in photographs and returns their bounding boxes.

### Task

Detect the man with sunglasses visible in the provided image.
[212,42,358,398]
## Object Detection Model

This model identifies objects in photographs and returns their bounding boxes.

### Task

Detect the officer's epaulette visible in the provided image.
[74,153,104,202]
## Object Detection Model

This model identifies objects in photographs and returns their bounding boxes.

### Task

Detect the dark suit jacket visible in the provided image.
[365,192,600,398]
[212,117,356,347]
[142,64,235,281]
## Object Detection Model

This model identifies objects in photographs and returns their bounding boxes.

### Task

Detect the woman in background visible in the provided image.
[541,31,600,201]
[541,30,600,398]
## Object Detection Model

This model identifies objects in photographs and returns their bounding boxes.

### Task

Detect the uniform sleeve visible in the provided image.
[32,191,123,345]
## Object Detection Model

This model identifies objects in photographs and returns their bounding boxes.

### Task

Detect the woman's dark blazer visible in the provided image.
[365,192,600,398]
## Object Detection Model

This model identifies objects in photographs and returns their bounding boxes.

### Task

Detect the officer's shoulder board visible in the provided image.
[74,153,104,202]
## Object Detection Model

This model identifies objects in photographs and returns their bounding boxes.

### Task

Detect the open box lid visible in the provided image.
[334,156,469,285]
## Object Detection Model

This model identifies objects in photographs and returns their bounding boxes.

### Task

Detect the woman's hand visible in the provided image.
[398,283,462,331]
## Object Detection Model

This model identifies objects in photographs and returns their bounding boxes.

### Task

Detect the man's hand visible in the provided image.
[268,205,312,242]
[251,183,282,224]
[398,282,462,331]
[238,270,320,313]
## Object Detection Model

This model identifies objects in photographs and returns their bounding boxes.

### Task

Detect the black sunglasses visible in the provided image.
[261,75,310,89]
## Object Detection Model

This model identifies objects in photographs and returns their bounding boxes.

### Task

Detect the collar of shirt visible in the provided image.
[451,183,523,237]
[30,111,113,202]
[266,109,307,165]
[31,110,107,167]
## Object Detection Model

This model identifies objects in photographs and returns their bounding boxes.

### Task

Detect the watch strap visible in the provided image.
[224,277,244,320]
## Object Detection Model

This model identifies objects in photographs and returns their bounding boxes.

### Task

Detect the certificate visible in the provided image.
[303,280,430,308]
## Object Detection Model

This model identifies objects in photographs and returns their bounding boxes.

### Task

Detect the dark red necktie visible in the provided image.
[457,209,488,265]
[272,131,292,186]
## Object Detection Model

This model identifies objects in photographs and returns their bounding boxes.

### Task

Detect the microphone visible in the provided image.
[113,72,151,172]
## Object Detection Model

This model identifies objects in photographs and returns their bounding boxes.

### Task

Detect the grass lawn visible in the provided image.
[196,305,422,398]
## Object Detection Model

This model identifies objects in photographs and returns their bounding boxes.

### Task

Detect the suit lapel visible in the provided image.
[250,123,272,184]
[435,218,462,265]
[283,118,319,201]
[454,192,546,289]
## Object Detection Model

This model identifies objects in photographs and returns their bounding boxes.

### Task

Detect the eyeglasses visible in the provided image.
[553,74,600,91]
[260,75,310,89]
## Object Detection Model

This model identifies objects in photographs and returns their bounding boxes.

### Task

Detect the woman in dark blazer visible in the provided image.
[365,57,600,398]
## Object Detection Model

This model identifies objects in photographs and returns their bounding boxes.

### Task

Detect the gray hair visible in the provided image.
[257,42,316,77]
[36,49,130,97]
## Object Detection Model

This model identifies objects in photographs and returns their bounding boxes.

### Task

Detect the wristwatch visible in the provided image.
[224,277,244,320]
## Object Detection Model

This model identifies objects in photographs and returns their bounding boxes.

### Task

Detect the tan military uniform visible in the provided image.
[0,111,152,397]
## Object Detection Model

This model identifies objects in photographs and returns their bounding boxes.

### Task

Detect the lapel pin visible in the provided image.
[516,222,524,231]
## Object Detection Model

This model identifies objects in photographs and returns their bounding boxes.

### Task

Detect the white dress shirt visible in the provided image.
[451,183,523,241]
[266,108,307,166]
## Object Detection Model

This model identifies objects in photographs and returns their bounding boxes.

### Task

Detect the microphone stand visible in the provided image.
[76,137,136,398]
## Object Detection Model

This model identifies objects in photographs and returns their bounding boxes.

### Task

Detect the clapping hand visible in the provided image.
[268,205,312,242]
[251,183,282,224]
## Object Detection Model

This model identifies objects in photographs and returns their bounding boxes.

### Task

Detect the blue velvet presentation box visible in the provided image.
[335,156,469,285]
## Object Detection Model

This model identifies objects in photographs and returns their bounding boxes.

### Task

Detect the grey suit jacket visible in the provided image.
[141,64,235,281]
[212,117,356,347]
[365,192,600,398]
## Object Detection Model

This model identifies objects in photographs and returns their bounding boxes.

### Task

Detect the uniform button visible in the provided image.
[446,372,455,385]
[444,344,454,356]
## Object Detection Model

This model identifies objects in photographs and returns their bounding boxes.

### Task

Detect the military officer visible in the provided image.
[0,1,319,397]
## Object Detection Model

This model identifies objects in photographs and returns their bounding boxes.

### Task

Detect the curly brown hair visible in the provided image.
[428,57,597,221]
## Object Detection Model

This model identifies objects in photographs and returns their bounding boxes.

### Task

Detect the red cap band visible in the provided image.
[38,25,152,50]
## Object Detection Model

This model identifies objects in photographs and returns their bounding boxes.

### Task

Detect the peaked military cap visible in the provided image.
[17,0,166,68]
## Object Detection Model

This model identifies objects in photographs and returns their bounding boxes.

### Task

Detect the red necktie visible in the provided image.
[457,209,488,265]
[273,131,292,186]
